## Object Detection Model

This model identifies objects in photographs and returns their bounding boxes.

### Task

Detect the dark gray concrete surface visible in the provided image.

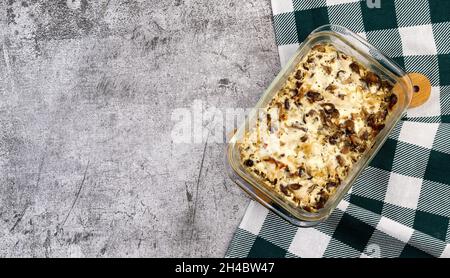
[0,0,280,257]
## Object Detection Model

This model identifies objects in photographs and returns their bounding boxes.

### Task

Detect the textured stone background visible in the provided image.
[0,0,280,257]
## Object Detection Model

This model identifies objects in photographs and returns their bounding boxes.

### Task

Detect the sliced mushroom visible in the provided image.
[341,146,350,154]
[315,190,329,209]
[263,157,287,169]
[244,159,254,167]
[290,122,307,131]
[355,144,367,153]
[275,102,287,121]
[288,183,302,190]
[319,109,329,127]
[349,62,360,73]
[329,132,342,145]
[336,155,345,167]
[367,113,386,132]
[339,53,348,60]
[326,181,338,191]
[284,98,290,110]
[373,123,385,133]
[322,64,332,75]
[359,129,369,141]
[350,134,363,147]
[321,103,340,118]
[336,70,346,79]
[377,109,388,121]
[382,80,393,91]
[388,94,398,110]
[269,178,278,186]
[280,184,289,196]
[367,114,376,128]
[363,72,381,88]
[266,113,273,132]
[343,119,355,134]
[326,84,337,91]
[306,91,323,103]
[303,206,313,213]
[306,109,317,117]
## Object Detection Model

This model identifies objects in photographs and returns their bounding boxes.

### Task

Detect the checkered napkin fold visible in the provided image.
[226,0,450,258]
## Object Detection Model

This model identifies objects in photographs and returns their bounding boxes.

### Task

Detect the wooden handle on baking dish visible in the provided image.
[407,72,431,108]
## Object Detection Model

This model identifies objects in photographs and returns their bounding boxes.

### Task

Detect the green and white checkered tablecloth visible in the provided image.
[226,0,450,258]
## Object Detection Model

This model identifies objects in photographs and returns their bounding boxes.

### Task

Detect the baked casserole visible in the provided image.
[239,43,398,212]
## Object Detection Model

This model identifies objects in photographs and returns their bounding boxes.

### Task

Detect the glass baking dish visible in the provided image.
[226,25,413,227]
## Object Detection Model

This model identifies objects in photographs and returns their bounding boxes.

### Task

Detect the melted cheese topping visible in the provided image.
[240,44,396,212]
